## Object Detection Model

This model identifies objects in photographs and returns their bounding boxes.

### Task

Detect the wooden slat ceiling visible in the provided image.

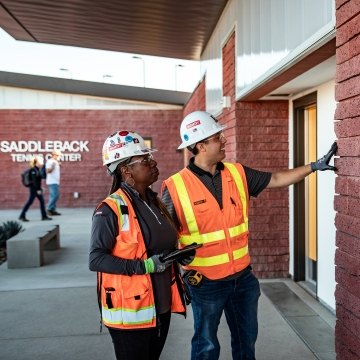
[0,0,228,60]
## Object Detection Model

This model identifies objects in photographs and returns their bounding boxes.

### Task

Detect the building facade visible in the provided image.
[0,0,359,357]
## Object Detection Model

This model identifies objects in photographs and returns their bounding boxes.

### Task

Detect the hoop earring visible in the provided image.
[125,176,135,187]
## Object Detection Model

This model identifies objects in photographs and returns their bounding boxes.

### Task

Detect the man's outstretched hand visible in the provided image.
[311,141,338,172]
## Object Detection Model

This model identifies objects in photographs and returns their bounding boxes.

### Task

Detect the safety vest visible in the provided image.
[98,188,185,330]
[163,163,250,280]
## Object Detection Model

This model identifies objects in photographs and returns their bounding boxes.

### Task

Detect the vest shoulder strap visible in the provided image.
[105,191,130,230]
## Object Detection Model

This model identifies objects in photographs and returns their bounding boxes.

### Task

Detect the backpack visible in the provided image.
[21,168,33,187]
[40,163,47,179]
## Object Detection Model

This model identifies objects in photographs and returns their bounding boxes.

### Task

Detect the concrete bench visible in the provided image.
[7,224,60,268]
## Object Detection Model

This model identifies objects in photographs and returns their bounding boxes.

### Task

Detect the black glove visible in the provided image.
[310,141,337,172]
[143,254,173,273]
[177,249,196,266]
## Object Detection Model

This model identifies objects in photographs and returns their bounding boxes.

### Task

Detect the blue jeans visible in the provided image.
[187,267,261,360]
[47,184,59,211]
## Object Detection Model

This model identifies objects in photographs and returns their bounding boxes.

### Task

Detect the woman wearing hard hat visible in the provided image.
[89,130,190,360]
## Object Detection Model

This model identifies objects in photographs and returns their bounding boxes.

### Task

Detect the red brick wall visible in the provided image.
[235,101,289,278]
[334,0,360,358]
[222,32,290,278]
[183,78,206,117]
[0,109,183,210]
[184,32,290,278]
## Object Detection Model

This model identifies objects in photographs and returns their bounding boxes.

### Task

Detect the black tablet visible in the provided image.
[161,243,203,262]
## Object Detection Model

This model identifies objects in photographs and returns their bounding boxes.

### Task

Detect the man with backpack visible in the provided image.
[19,156,52,222]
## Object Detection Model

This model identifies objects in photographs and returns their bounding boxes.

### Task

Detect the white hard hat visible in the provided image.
[102,130,157,173]
[178,111,226,150]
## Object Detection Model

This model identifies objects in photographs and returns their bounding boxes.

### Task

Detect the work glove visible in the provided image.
[143,254,173,273]
[177,249,196,266]
[310,141,337,172]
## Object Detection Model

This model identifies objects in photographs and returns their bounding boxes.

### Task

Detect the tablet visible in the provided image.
[161,243,203,262]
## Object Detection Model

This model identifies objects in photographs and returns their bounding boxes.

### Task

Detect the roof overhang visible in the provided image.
[238,31,336,101]
[0,71,191,105]
[0,0,228,60]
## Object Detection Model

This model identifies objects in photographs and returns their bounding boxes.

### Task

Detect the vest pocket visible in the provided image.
[115,241,138,259]
[102,277,156,327]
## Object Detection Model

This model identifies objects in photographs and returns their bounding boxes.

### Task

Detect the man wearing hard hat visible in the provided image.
[162,111,337,360]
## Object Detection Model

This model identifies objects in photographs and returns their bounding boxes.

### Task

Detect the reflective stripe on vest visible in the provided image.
[108,193,130,231]
[102,305,156,326]
[101,191,157,329]
[224,163,248,224]
[171,164,249,267]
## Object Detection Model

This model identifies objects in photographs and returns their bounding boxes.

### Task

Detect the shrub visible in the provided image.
[0,221,24,248]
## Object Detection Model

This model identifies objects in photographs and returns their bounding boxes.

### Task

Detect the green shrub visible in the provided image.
[0,221,24,248]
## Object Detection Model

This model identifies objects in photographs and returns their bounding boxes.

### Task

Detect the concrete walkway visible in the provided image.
[0,208,336,360]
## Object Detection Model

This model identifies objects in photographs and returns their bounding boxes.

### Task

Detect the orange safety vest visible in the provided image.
[162,163,250,280]
[98,188,186,330]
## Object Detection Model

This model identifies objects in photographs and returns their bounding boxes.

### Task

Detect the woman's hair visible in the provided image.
[29,156,43,168]
[109,168,123,194]
[108,158,132,194]
[29,157,37,168]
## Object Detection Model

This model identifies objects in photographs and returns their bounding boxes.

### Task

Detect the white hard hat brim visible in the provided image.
[177,125,226,150]
[107,148,158,173]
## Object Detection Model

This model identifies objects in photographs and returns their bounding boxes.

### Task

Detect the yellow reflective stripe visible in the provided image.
[179,229,225,246]
[224,163,248,223]
[108,193,129,230]
[233,245,249,260]
[171,173,199,234]
[102,305,156,326]
[191,253,230,267]
[228,222,248,237]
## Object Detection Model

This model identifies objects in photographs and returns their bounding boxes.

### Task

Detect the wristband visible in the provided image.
[143,258,154,274]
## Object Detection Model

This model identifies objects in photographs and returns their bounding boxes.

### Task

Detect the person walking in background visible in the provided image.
[161,111,337,360]
[19,156,52,222]
[89,130,190,360]
[46,149,62,216]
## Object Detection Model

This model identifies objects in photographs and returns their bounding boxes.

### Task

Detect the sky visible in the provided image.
[0,27,200,92]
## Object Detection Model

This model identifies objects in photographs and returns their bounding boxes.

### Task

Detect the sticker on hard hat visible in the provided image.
[186,120,201,129]
[184,134,189,141]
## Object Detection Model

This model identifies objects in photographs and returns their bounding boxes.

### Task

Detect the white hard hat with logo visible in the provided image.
[102,130,157,173]
[178,111,226,150]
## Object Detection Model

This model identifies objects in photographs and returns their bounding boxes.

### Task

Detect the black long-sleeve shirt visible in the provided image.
[89,183,178,314]
[161,159,272,225]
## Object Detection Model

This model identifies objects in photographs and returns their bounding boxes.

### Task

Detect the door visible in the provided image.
[293,93,318,295]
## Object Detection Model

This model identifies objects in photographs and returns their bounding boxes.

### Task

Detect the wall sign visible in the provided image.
[0,140,90,162]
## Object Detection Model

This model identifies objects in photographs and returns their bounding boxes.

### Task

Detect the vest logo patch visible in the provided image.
[194,199,206,205]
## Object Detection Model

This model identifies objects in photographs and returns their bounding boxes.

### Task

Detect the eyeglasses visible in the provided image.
[126,153,155,166]
[202,132,225,144]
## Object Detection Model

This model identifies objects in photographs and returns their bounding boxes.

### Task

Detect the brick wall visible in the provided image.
[0,109,183,210]
[184,32,290,278]
[223,32,290,278]
[235,101,289,278]
[183,79,206,117]
[334,0,360,358]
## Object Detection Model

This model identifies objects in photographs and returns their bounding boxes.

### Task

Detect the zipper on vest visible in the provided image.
[141,199,161,225]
